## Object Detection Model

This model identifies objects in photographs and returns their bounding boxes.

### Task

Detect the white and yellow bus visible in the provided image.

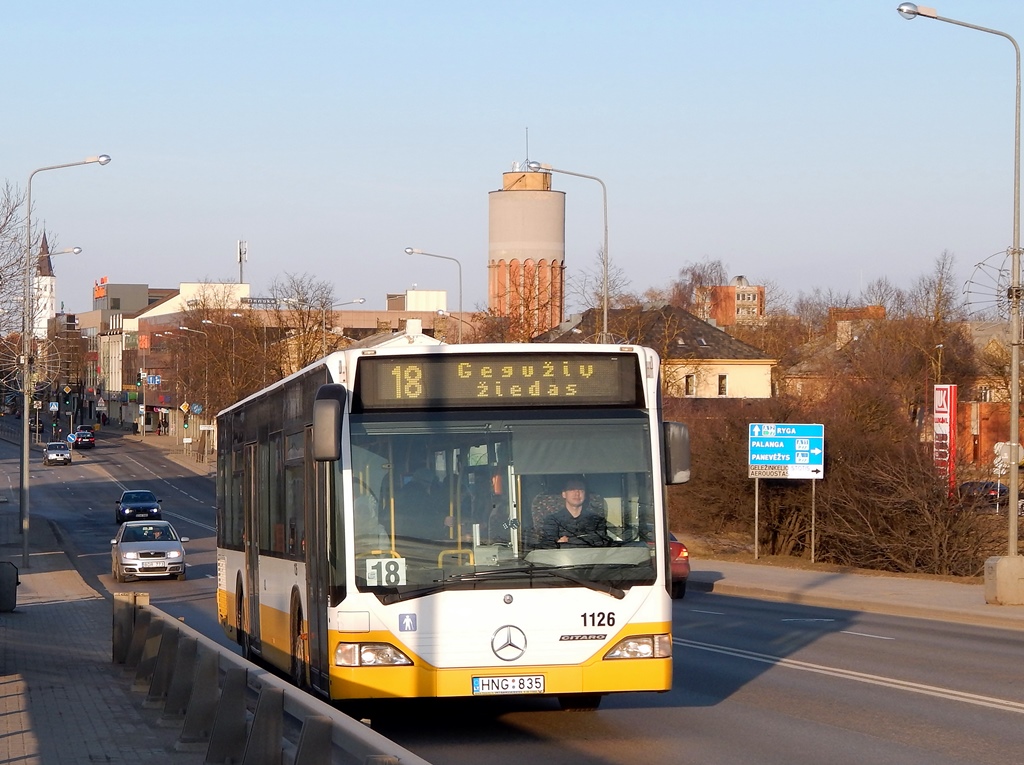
[216,340,690,710]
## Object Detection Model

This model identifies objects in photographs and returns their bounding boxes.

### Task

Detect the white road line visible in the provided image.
[841,630,895,640]
[675,637,1024,714]
[119,455,213,506]
[689,609,726,615]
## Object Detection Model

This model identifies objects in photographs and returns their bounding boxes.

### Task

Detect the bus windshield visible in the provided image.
[349,411,658,601]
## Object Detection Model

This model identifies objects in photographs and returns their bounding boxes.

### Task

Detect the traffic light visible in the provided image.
[183,414,189,429]
[135,372,142,387]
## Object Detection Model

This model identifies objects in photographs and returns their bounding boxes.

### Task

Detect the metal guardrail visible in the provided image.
[113,593,433,765]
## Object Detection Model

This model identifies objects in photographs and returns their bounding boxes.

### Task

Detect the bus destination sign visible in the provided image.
[354,353,643,410]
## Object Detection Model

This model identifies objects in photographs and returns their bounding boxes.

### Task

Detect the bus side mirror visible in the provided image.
[312,384,347,462]
[663,421,691,485]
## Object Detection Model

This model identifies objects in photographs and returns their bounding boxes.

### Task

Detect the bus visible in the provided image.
[216,337,690,710]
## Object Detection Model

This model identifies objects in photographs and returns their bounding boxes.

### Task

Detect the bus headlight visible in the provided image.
[604,634,672,660]
[334,642,413,667]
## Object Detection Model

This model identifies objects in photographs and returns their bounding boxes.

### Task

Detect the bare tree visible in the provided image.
[266,272,336,370]
[565,247,633,316]
[477,261,564,343]
[668,257,730,312]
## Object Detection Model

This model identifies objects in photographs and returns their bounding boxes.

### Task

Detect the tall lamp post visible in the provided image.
[20,154,110,568]
[201,319,237,382]
[527,161,610,343]
[898,3,1021,559]
[436,309,473,343]
[178,326,209,414]
[405,248,463,342]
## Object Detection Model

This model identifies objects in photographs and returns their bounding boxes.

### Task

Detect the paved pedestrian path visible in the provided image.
[0,506,205,764]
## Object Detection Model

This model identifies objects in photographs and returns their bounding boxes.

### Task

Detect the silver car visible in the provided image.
[110,521,189,583]
[42,441,71,466]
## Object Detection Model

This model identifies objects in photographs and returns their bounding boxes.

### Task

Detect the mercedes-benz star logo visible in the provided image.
[491,625,527,661]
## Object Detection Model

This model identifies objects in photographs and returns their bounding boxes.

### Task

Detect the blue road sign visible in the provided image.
[748,423,825,479]
[66,433,76,445]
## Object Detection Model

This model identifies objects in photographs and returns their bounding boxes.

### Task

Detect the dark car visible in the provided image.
[958,481,1009,512]
[74,428,96,448]
[115,489,162,524]
[669,533,690,599]
[111,520,189,582]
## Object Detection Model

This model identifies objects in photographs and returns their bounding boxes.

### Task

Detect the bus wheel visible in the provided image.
[558,693,603,711]
[290,602,307,689]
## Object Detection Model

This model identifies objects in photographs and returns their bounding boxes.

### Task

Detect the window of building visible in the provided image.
[717,375,728,396]
[110,298,121,310]
[684,374,696,397]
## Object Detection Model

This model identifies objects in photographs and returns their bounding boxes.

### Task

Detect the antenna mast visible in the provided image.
[237,240,247,283]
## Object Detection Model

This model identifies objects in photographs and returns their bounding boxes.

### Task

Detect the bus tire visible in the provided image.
[558,693,603,711]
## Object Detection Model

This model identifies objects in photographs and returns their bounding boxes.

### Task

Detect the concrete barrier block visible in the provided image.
[132,620,165,692]
[160,636,198,726]
[122,602,152,671]
[176,646,221,750]
[144,627,180,708]
[984,555,1024,605]
[204,667,249,764]
[293,716,332,765]
[241,686,284,765]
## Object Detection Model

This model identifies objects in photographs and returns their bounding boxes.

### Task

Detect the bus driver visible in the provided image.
[539,476,611,548]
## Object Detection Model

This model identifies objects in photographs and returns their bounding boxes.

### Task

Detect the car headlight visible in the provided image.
[123,551,139,560]
[166,550,182,559]
[334,642,412,667]
[604,634,672,660]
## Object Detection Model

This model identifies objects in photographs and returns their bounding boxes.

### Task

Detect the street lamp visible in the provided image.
[201,319,237,381]
[284,297,366,356]
[178,326,209,411]
[898,3,1021,558]
[436,309,473,343]
[20,154,110,568]
[405,248,463,342]
[527,161,610,343]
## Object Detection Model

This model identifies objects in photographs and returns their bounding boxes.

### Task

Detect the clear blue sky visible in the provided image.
[4,1,1024,316]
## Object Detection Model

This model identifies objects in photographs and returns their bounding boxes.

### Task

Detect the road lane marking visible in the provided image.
[689,609,726,615]
[675,637,1024,714]
[840,630,895,640]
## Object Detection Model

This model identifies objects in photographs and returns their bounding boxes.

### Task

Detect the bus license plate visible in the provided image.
[472,675,545,695]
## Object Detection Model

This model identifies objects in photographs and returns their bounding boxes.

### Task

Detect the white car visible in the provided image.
[111,521,189,583]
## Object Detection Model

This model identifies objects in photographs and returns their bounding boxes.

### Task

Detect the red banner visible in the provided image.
[934,384,958,491]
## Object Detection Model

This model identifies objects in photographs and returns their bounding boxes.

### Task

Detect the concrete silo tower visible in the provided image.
[488,165,565,335]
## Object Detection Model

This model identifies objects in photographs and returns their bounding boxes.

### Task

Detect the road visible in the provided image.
[6,433,1024,765]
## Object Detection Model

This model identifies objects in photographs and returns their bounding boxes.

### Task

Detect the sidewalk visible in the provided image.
[0,428,210,764]
[688,557,1024,631]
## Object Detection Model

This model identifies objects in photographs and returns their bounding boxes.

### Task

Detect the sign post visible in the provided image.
[748,423,825,561]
